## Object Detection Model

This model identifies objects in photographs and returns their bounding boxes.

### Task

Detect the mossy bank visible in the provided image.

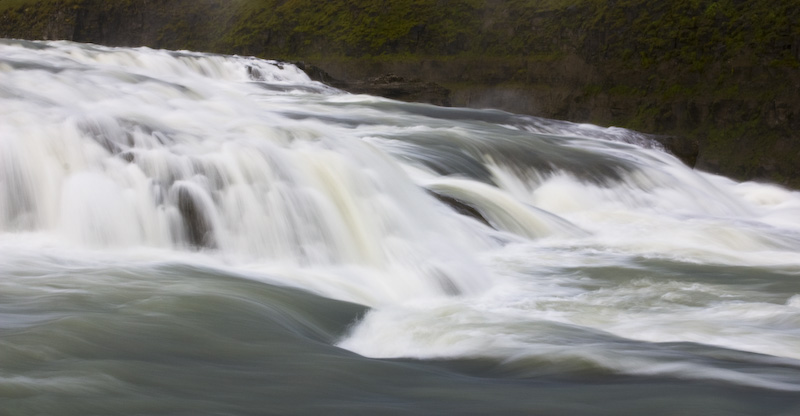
[2,0,799,187]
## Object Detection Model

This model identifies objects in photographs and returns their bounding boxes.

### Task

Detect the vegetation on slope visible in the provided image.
[1,0,798,186]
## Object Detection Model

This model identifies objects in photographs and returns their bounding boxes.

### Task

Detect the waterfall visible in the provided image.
[3,40,800,402]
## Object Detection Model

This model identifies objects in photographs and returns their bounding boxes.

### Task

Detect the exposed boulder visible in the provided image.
[343,74,451,107]
[426,190,492,229]
[651,135,700,168]
[292,61,342,87]
[295,63,451,107]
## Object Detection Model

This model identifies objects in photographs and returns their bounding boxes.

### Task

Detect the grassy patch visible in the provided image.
[0,0,79,12]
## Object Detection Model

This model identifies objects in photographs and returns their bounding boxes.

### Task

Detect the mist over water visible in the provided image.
[2,39,800,415]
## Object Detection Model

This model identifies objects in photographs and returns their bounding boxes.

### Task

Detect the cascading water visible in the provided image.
[2,39,800,415]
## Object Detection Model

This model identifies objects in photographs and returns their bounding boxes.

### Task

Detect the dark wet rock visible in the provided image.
[343,74,451,107]
[295,63,450,107]
[292,61,342,86]
[119,151,135,163]
[427,190,492,228]
[176,186,216,249]
[651,135,700,168]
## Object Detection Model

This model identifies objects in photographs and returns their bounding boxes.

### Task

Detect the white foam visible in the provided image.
[4,40,800,389]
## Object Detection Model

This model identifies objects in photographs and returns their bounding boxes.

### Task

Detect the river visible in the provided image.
[2,39,800,415]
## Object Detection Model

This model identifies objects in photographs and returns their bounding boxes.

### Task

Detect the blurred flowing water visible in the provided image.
[2,39,800,415]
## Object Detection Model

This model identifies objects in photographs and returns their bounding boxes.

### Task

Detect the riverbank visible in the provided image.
[2,0,798,186]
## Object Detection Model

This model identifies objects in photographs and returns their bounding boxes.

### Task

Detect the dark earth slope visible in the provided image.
[2,0,798,186]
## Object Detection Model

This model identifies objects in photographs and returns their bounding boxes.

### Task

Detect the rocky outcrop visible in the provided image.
[340,74,450,106]
[294,62,451,106]
[651,135,700,169]
[426,190,492,229]
[311,70,452,106]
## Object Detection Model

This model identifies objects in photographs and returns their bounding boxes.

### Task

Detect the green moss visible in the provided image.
[627,105,661,131]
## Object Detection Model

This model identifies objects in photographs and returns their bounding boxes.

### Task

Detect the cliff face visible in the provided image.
[2,0,799,187]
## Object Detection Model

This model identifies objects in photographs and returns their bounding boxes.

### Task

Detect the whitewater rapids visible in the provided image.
[2,39,800,415]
